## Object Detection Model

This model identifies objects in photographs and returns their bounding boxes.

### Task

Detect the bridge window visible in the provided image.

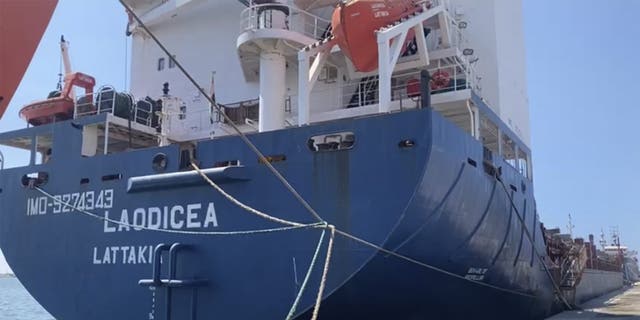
[517,148,530,179]
[501,133,517,168]
[480,115,499,155]
[35,133,53,165]
[157,57,165,71]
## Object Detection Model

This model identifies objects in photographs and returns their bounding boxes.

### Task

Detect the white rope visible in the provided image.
[333,229,537,298]
[496,178,573,309]
[190,161,539,299]
[312,225,335,320]
[286,229,326,320]
[34,187,322,236]
[191,161,308,228]
[119,0,325,225]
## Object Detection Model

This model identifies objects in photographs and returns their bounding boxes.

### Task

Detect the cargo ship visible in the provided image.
[0,0,613,319]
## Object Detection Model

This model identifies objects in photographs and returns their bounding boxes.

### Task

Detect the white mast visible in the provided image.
[60,35,74,99]
[60,35,72,75]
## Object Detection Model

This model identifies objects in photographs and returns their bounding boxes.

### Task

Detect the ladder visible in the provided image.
[139,243,208,320]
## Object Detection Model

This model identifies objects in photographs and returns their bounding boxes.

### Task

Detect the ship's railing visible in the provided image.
[336,60,473,108]
[419,0,480,94]
[240,3,332,40]
[74,87,158,128]
[292,62,474,113]
[284,60,476,133]
[211,98,260,124]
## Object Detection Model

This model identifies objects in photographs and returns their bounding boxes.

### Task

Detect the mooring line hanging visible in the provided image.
[191,163,542,300]
[286,229,326,320]
[37,168,537,305]
[192,160,541,299]
[118,0,324,224]
[36,182,336,319]
[312,225,335,320]
[496,177,573,309]
[333,229,536,298]
[191,161,310,228]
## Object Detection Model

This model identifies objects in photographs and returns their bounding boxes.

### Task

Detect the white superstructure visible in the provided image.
[450,0,530,144]
[119,0,530,148]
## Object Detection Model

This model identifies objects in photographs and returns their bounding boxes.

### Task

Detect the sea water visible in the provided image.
[0,277,53,320]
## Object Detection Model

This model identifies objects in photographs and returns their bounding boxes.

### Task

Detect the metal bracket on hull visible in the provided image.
[127,166,251,193]
[139,243,207,320]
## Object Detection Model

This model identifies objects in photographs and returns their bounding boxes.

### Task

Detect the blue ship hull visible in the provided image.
[0,106,559,319]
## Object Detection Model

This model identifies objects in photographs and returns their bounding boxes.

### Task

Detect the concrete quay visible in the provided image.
[548,283,640,319]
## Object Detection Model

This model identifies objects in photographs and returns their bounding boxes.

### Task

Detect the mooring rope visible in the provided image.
[191,161,307,228]
[190,161,540,298]
[333,229,536,298]
[35,170,540,309]
[190,162,541,300]
[119,0,324,225]
[286,229,326,320]
[34,160,556,314]
[496,177,573,309]
[312,225,335,320]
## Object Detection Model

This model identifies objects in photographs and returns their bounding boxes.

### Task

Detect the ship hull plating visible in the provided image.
[0,108,557,319]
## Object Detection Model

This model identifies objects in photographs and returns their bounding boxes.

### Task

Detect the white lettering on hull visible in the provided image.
[92,245,154,265]
[103,202,219,233]
[26,189,114,216]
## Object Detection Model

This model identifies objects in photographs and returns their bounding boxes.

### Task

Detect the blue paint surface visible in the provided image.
[0,107,558,319]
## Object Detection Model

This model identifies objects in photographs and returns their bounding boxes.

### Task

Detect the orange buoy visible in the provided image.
[430,70,450,90]
[331,0,421,72]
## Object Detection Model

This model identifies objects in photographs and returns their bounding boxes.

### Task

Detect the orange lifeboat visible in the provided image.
[20,36,96,126]
[331,0,421,72]
[19,72,95,126]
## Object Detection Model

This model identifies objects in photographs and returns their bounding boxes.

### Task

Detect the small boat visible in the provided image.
[331,0,421,72]
[19,37,96,126]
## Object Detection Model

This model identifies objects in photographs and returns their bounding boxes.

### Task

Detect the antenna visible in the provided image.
[566,213,574,238]
[611,226,620,247]
[599,228,607,249]
[56,35,64,91]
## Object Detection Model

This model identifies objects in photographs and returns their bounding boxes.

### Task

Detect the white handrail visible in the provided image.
[73,87,156,128]
[240,3,331,40]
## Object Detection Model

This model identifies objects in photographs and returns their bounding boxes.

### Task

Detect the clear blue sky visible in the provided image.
[525,0,640,251]
[1,0,639,273]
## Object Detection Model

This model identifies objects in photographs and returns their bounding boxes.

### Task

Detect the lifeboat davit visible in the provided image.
[19,72,95,126]
[20,36,96,126]
[331,0,421,72]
